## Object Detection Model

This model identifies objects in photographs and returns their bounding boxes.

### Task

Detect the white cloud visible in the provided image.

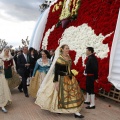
[0,0,41,21]
[0,18,36,48]
[0,0,44,49]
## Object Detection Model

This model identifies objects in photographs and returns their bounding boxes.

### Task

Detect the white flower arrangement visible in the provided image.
[42,23,113,66]
[42,25,55,49]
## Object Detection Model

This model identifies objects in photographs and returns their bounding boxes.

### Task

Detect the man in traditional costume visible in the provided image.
[84,47,98,109]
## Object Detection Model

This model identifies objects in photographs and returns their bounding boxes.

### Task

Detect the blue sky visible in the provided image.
[0,0,44,48]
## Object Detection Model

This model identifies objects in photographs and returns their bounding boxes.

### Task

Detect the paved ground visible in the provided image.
[0,89,120,120]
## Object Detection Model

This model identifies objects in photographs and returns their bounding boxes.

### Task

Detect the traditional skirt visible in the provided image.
[58,76,84,109]
[4,67,12,79]
[35,75,84,113]
[29,71,46,98]
[0,72,12,107]
[6,69,21,89]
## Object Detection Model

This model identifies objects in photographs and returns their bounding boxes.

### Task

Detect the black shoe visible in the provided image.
[84,102,90,105]
[57,113,61,115]
[86,106,95,109]
[25,94,29,97]
[18,88,23,92]
[74,114,84,118]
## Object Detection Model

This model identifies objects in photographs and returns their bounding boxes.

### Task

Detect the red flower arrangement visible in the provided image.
[40,0,120,93]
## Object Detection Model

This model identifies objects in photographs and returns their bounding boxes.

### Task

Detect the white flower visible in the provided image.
[60,24,113,66]
[42,25,55,49]
[42,23,113,66]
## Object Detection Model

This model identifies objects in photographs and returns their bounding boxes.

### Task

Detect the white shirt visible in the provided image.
[23,53,27,61]
[50,55,54,61]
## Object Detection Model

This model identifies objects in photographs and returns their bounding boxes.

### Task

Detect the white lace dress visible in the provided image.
[0,60,12,107]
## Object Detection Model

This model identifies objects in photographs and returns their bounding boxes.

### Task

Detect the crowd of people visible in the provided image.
[0,44,98,119]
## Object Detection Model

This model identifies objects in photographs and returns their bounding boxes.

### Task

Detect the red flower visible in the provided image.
[40,0,120,93]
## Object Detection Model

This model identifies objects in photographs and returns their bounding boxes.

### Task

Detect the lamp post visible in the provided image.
[39,1,51,12]
[21,36,29,47]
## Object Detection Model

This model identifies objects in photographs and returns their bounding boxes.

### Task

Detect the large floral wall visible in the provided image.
[41,0,120,93]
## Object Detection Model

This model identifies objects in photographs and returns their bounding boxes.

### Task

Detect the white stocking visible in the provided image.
[2,107,7,111]
[90,94,95,107]
[85,93,90,102]
[75,112,81,116]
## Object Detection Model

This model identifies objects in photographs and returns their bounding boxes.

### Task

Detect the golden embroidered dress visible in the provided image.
[0,59,12,108]
[35,55,84,113]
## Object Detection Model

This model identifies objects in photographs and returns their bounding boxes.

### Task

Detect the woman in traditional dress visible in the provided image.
[35,44,84,118]
[0,48,21,89]
[29,50,52,98]
[0,55,12,113]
